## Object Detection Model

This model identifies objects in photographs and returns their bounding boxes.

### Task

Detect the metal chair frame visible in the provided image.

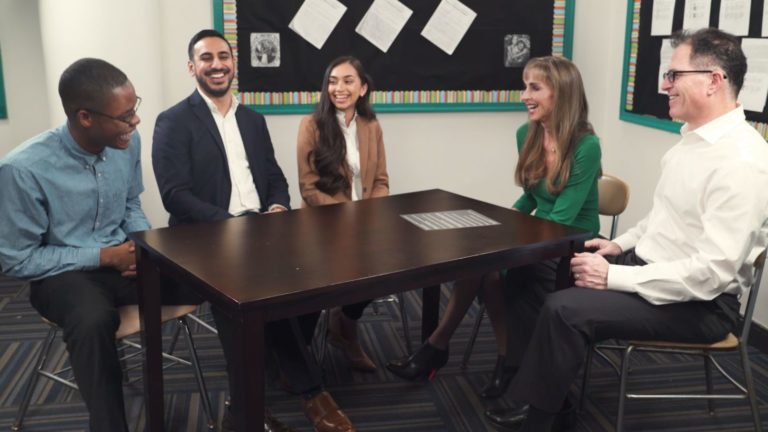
[579,249,766,432]
[11,307,216,431]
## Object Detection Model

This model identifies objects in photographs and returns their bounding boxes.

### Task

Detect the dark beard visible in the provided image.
[196,73,232,98]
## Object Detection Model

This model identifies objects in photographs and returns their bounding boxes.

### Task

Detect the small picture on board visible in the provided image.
[250,33,280,68]
[504,34,530,68]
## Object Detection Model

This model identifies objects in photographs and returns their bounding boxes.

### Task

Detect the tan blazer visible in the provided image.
[297,115,389,207]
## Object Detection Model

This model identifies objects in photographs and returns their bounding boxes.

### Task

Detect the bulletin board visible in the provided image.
[620,0,768,138]
[213,0,575,114]
[0,47,7,119]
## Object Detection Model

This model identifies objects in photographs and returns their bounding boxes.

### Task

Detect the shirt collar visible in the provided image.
[336,110,357,129]
[198,89,238,116]
[60,123,104,165]
[681,105,745,144]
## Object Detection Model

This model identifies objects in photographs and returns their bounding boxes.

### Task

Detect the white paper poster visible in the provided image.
[288,0,347,49]
[683,0,712,31]
[739,39,768,112]
[355,0,413,53]
[718,0,751,36]
[420,0,477,55]
[658,39,674,94]
[651,0,676,36]
[763,0,768,36]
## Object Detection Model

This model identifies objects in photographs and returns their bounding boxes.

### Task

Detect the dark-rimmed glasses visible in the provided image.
[81,96,142,126]
[662,70,727,83]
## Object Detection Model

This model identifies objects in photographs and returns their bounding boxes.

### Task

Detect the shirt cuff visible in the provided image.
[81,247,102,270]
[268,204,288,212]
[612,235,635,253]
[122,220,151,233]
[606,264,638,294]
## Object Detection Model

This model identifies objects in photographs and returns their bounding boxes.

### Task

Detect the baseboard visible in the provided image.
[749,321,768,354]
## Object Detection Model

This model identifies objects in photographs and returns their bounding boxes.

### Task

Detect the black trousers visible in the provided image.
[29,269,201,432]
[340,299,373,320]
[211,307,322,414]
[504,250,735,412]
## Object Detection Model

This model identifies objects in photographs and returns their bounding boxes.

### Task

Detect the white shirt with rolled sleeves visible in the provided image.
[607,106,768,305]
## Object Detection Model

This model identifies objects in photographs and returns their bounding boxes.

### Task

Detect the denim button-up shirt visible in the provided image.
[0,123,150,280]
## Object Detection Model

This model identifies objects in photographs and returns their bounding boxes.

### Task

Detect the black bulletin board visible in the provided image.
[620,0,768,139]
[214,0,574,114]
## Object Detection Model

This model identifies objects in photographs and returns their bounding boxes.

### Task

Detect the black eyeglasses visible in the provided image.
[82,96,142,126]
[662,70,727,83]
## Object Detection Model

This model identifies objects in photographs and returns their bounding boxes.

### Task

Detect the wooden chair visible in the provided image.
[580,249,766,432]
[461,174,630,369]
[11,303,215,430]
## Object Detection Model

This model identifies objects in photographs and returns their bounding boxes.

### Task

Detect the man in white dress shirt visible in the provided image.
[486,28,768,432]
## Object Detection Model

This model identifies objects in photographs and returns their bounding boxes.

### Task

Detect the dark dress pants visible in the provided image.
[29,269,201,432]
[211,307,322,415]
[505,250,735,412]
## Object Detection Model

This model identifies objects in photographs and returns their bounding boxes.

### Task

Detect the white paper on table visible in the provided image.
[651,0,675,36]
[658,39,674,94]
[763,0,768,36]
[420,0,477,55]
[718,0,751,36]
[288,0,347,50]
[355,0,413,53]
[738,72,768,112]
[683,0,712,31]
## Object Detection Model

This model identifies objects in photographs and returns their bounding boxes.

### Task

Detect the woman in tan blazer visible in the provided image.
[297,56,389,372]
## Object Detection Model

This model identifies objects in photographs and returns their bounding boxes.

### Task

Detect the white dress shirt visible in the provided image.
[337,110,363,201]
[608,106,768,304]
[199,92,262,215]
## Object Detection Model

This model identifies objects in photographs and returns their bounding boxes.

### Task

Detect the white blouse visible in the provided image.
[337,110,362,201]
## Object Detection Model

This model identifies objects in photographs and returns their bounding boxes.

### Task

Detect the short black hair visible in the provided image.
[188,29,232,60]
[58,58,129,120]
[671,28,747,97]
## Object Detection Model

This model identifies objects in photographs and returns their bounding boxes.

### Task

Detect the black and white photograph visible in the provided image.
[504,33,530,67]
[250,32,280,67]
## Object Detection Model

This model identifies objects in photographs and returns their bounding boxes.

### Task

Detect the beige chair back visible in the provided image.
[598,174,630,239]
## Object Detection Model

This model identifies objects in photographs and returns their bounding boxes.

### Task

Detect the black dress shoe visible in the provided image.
[479,355,517,399]
[485,404,529,429]
[221,407,297,432]
[386,342,449,381]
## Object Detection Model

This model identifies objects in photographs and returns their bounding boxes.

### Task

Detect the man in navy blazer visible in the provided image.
[152,30,356,432]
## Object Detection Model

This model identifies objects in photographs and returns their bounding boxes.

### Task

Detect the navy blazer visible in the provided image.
[152,90,290,226]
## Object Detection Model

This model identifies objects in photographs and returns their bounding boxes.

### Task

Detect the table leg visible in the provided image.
[421,285,440,343]
[136,247,165,432]
[230,312,265,431]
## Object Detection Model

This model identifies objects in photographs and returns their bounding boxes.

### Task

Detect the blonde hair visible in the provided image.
[514,56,594,194]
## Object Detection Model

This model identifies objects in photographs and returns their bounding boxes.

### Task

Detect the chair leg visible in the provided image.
[166,321,183,356]
[579,344,596,413]
[12,327,58,431]
[178,317,216,430]
[704,354,715,415]
[461,302,485,370]
[397,292,412,355]
[616,346,633,432]
[739,344,763,432]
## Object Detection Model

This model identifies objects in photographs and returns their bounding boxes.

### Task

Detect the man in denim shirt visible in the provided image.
[0,58,194,431]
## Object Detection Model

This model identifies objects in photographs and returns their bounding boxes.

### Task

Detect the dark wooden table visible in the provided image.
[131,189,590,431]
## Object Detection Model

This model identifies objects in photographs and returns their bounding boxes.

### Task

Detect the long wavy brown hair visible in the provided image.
[514,56,594,194]
[309,56,376,197]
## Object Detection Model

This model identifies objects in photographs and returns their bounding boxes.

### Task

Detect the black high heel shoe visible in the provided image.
[386,342,449,381]
[479,355,517,398]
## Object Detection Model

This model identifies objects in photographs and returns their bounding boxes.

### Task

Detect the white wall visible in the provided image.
[0,0,50,155]
[1,0,766,325]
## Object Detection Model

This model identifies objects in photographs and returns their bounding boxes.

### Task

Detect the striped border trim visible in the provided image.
[226,0,567,107]
[625,0,641,111]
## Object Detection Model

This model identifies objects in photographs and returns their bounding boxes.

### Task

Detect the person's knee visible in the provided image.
[540,289,588,327]
[66,308,119,341]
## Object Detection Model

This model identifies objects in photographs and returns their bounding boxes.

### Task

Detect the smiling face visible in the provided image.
[521,69,555,126]
[661,43,712,128]
[327,62,368,117]
[189,36,235,99]
[80,82,140,153]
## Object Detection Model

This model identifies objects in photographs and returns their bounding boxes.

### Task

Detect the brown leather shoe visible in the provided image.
[303,391,356,432]
[328,307,377,372]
